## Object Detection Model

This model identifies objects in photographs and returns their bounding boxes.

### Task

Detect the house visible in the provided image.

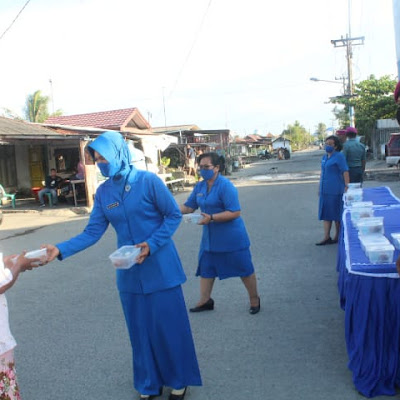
[152,125,231,168]
[272,136,292,153]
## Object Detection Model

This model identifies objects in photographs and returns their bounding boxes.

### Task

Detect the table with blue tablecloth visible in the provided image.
[337,187,400,397]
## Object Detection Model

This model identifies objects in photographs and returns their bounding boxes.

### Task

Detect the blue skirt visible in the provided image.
[197,248,255,280]
[318,193,343,222]
[119,286,202,395]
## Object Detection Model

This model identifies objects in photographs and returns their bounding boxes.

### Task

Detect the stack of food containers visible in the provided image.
[346,188,395,264]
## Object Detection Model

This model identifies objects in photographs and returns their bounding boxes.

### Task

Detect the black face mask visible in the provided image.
[396,107,400,126]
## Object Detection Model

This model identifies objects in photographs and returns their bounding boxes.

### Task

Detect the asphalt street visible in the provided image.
[1,149,400,400]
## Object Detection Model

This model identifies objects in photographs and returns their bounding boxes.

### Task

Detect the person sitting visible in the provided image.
[38,168,62,207]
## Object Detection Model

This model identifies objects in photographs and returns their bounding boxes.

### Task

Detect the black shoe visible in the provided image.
[315,237,333,246]
[189,298,214,312]
[140,387,163,399]
[249,297,260,315]
[169,387,187,400]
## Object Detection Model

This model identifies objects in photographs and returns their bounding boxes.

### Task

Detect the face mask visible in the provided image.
[200,169,215,181]
[325,145,334,153]
[97,161,120,177]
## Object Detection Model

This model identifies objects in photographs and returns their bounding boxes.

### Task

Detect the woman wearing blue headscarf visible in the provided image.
[43,131,201,400]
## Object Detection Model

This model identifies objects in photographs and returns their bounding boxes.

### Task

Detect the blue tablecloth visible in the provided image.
[337,187,400,397]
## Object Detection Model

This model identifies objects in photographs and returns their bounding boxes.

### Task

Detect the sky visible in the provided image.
[0,0,398,136]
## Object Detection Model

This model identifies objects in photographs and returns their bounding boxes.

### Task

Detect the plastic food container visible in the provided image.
[349,201,373,208]
[359,235,391,252]
[351,207,374,224]
[347,183,362,189]
[109,246,141,269]
[25,248,47,260]
[357,217,384,236]
[344,189,363,205]
[364,243,394,264]
[183,213,203,224]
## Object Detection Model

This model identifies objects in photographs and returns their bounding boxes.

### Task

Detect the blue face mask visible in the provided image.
[97,161,120,177]
[200,169,215,181]
[325,145,334,153]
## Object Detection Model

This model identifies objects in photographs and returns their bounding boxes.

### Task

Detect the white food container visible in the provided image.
[359,235,391,252]
[109,245,141,269]
[183,213,203,224]
[357,217,384,236]
[344,189,363,205]
[364,243,395,264]
[351,207,374,224]
[347,182,362,189]
[25,248,47,260]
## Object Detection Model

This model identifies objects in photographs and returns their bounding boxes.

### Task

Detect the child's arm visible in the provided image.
[0,253,41,294]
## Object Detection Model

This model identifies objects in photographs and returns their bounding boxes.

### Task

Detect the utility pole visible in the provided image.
[331,35,364,127]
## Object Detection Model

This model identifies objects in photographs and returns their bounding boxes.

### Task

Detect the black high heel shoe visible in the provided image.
[249,297,260,315]
[140,387,163,399]
[189,298,214,312]
[169,387,187,400]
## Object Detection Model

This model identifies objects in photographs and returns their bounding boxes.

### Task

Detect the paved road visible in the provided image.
[2,150,400,400]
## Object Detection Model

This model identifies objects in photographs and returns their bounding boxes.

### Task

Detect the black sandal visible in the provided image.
[315,237,332,246]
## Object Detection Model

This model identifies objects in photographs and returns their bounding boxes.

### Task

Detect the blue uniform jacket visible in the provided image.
[56,168,186,294]
[184,175,250,254]
[319,151,349,195]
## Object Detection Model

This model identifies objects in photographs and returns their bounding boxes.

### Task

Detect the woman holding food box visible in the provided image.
[180,152,260,315]
[316,135,350,246]
[43,131,201,400]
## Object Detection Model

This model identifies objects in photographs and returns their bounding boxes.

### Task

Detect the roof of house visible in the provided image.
[0,117,59,139]
[44,108,151,131]
[152,124,201,133]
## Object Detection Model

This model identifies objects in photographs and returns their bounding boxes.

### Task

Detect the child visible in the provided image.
[0,252,40,399]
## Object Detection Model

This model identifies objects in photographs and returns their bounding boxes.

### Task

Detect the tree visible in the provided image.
[24,90,50,122]
[330,75,398,143]
[316,122,327,141]
[282,121,311,150]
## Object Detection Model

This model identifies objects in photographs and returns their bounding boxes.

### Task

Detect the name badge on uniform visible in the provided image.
[107,201,120,210]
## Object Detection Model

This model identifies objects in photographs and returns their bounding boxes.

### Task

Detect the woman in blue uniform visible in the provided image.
[180,152,260,314]
[44,131,201,400]
[316,135,349,245]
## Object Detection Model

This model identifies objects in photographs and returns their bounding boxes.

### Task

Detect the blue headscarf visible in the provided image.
[88,131,132,180]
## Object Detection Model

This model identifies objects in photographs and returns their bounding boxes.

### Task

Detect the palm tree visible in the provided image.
[24,90,50,122]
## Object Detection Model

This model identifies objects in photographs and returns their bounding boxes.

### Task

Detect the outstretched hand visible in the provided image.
[135,242,150,264]
[41,244,60,263]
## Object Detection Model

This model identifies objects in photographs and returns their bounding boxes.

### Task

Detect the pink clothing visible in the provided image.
[0,350,21,400]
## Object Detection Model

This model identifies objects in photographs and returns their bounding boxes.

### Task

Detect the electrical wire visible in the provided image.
[0,0,31,42]
[167,0,213,100]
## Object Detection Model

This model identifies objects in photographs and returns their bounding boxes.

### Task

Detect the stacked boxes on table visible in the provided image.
[345,188,395,264]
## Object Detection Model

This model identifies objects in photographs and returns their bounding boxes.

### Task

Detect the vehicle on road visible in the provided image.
[258,150,272,160]
[385,132,400,166]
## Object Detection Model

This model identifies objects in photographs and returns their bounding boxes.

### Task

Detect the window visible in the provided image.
[0,145,17,187]
[54,148,80,173]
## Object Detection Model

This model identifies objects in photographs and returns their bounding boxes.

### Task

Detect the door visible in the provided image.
[29,146,45,187]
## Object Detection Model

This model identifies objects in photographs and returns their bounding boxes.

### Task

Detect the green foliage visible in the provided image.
[24,90,50,122]
[330,75,398,143]
[316,122,327,141]
[283,120,312,150]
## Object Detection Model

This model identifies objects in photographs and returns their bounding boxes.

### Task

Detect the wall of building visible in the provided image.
[15,145,31,191]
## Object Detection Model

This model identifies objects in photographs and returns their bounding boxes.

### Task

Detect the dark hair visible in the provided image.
[326,135,343,151]
[396,107,400,126]
[51,168,57,172]
[198,152,225,171]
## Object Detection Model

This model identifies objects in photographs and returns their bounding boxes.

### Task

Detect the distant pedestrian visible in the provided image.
[336,129,347,145]
[180,152,260,314]
[38,168,62,207]
[342,127,366,184]
[186,144,196,176]
[316,136,350,245]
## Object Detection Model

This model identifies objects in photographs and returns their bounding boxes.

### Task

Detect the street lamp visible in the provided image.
[310,76,354,127]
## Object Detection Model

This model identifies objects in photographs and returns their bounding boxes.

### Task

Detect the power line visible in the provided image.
[167,0,213,100]
[0,0,31,42]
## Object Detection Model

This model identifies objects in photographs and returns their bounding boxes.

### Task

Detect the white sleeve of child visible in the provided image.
[0,253,13,287]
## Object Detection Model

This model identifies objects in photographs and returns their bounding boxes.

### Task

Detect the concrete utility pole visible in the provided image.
[331,35,364,127]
